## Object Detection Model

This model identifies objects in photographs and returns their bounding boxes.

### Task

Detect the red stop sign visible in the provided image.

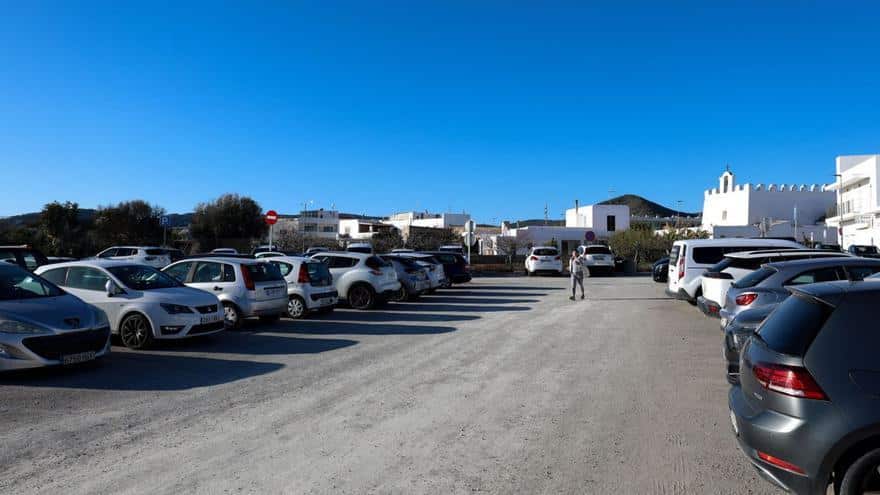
[265,210,278,225]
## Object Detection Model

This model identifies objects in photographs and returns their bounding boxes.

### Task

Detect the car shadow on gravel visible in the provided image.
[427,291,548,297]
[274,319,458,336]
[152,332,359,355]
[414,296,539,305]
[0,352,288,391]
[462,285,564,291]
[384,303,531,313]
[310,311,480,323]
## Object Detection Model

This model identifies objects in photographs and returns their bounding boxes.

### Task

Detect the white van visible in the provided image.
[666,238,803,303]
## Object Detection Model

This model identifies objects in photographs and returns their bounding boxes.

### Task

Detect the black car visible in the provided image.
[0,245,50,272]
[422,251,472,284]
[652,257,669,283]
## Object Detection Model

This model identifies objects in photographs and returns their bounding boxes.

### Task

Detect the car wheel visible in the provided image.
[839,448,880,494]
[223,302,242,329]
[119,313,154,350]
[287,296,307,319]
[348,284,376,310]
[391,286,408,303]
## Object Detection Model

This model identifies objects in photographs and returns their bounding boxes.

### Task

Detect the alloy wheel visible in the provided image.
[120,315,150,349]
[288,297,305,318]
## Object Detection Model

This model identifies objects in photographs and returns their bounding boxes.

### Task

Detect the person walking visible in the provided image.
[569,250,585,300]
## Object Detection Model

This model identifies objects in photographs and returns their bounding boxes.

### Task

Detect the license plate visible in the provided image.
[201,314,222,324]
[62,351,96,365]
[730,410,739,436]
[265,288,280,296]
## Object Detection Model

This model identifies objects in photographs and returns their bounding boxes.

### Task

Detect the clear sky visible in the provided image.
[2,2,879,222]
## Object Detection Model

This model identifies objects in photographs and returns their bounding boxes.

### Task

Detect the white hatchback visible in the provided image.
[36,260,225,349]
[525,247,563,276]
[95,246,172,269]
[266,256,338,318]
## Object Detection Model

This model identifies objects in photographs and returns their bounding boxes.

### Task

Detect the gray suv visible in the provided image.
[730,280,880,494]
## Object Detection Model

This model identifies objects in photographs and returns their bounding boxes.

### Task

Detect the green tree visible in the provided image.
[93,200,165,248]
[190,194,267,251]
[39,201,82,256]
[371,227,404,253]
[407,227,460,251]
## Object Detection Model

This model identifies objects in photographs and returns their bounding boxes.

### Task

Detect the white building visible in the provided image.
[826,154,880,248]
[339,218,396,241]
[701,169,835,241]
[385,211,471,230]
[565,204,630,238]
[275,209,339,240]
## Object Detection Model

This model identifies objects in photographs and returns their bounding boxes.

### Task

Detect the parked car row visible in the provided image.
[0,248,471,371]
[523,244,617,277]
[660,238,880,494]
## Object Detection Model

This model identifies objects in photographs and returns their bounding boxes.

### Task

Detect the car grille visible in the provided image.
[195,304,218,314]
[22,327,110,360]
[188,321,225,335]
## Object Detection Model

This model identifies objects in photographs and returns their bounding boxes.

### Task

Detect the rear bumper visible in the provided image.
[240,296,288,317]
[665,288,695,302]
[696,296,721,318]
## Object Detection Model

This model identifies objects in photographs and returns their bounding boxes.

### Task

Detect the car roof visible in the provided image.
[673,238,803,248]
[764,257,880,270]
[725,249,850,259]
[103,245,161,249]
[180,256,268,265]
[38,259,136,270]
[789,279,880,307]
[263,255,308,262]
[312,251,370,259]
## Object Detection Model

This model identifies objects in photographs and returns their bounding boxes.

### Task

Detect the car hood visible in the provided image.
[143,286,220,306]
[0,294,97,330]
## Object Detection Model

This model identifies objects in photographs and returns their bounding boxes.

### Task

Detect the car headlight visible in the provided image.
[0,319,52,335]
[93,308,110,328]
[160,303,194,315]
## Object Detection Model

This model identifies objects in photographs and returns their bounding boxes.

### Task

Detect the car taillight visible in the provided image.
[752,362,827,400]
[735,293,758,306]
[298,264,310,284]
[554,256,561,260]
[677,258,685,280]
[240,265,255,290]
[757,451,805,475]
[530,256,538,261]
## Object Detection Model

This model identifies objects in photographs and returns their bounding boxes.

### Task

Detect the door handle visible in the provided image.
[213,286,223,291]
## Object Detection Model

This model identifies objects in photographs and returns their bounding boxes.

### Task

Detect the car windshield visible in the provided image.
[107,265,181,290]
[731,266,776,289]
[584,246,612,255]
[245,263,284,282]
[0,266,64,300]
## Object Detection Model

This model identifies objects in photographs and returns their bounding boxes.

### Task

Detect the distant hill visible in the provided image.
[599,194,699,218]
[1,209,194,228]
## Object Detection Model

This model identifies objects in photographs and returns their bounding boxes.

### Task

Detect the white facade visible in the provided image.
[385,211,471,231]
[276,209,339,239]
[564,204,630,238]
[339,218,395,240]
[701,169,834,240]
[826,154,880,248]
[493,225,592,256]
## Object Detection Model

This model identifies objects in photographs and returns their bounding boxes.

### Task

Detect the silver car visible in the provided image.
[719,257,880,327]
[0,263,111,371]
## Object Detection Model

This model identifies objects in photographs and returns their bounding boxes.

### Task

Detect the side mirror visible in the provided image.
[105,280,124,297]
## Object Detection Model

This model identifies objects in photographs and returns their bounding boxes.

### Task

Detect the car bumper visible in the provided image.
[240,296,289,317]
[722,333,740,384]
[696,296,722,318]
[728,387,828,495]
[665,288,695,302]
[528,262,563,272]
[153,311,227,339]
[0,326,112,371]
[304,289,338,311]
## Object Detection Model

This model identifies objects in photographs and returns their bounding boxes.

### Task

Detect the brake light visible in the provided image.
[240,265,255,290]
[554,256,561,260]
[752,362,827,400]
[757,451,805,475]
[530,256,538,261]
[735,293,758,306]
[297,264,310,284]
[678,257,685,280]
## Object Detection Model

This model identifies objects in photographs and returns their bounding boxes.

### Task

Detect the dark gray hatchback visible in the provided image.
[730,280,880,494]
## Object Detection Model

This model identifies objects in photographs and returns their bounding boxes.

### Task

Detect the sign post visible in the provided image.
[160,216,170,246]
[265,210,278,250]
[465,219,475,264]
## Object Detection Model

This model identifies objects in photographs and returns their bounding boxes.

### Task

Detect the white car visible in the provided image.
[666,238,803,303]
[254,252,288,259]
[211,248,239,255]
[265,256,338,318]
[36,260,225,349]
[577,245,616,275]
[395,253,447,292]
[310,252,400,309]
[346,243,373,254]
[95,246,172,269]
[525,247,563,276]
[697,249,850,317]
[162,257,288,329]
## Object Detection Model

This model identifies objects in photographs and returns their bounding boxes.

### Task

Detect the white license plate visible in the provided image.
[265,288,280,296]
[730,410,739,436]
[62,351,96,365]
[201,314,222,324]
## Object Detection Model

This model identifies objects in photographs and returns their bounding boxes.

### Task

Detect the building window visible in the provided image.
[322,226,336,233]
[606,215,616,232]
[723,176,729,193]
[722,210,727,221]
[303,224,317,232]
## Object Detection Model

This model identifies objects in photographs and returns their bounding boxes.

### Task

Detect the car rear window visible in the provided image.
[732,266,776,288]
[365,256,392,270]
[584,246,612,255]
[533,248,558,256]
[669,245,681,265]
[245,263,284,282]
[756,293,833,356]
[305,261,332,286]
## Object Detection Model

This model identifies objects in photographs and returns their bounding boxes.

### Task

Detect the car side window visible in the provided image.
[116,248,134,257]
[163,262,193,283]
[98,248,116,258]
[40,267,68,285]
[66,267,110,291]
[331,257,357,268]
[222,264,236,282]
[846,265,880,281]
[192,262,223,283]
[273,262,293,277]
[785,267,843,286]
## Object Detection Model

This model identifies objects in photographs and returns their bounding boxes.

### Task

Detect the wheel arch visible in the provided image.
[118,309,156,336]
[821,427,880,489]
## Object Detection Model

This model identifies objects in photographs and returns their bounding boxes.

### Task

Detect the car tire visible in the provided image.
[391,286,408,303]
[348,284,376,310]
[287,295,307,319]
[223,302,242,330]
[119,313,154,350]
[838,448,880,494]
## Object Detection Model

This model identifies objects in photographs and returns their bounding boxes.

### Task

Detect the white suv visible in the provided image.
[96,246,172,269]
[578,245,616,275]
[162,257,288,328]
[525,247,562,276]
[266,256,338,318]
[36,260,225,349]
[310,252,400,310]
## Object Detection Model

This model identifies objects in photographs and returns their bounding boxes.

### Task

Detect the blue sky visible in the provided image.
[2,2,879,222]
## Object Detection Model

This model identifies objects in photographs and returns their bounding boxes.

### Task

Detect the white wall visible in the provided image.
[827,154,880,248]
[564,204,630,238]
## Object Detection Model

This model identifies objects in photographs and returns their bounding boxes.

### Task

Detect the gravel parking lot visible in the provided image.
[1,276,776,494]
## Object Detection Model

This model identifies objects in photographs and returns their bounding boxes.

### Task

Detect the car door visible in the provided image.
[97,248,117,260]
[163,261,195,284]
[62,266,124,328]
[112,248,136,262]
[189,261,237,298]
